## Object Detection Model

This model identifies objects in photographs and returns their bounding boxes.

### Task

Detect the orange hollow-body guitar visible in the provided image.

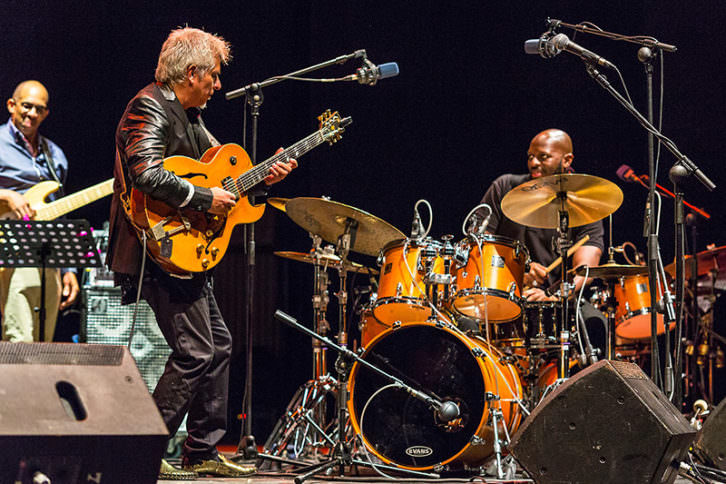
[126,110,350,275]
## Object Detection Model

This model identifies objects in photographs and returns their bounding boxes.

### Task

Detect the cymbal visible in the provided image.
[284,197,405,257]
[274,251,378,275]
[665,245,726,280]
[501,173,623,229]
[267,197,289,212]
[574,263,649,278]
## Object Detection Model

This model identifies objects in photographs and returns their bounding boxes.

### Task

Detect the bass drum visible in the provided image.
[348,321,523,471]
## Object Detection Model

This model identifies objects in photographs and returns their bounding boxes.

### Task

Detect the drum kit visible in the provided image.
[260,173,702,478]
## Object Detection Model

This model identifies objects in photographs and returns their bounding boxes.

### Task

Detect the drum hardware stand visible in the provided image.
[273,310,442,482]
[555,202,573,380]
[481,391,511,479]
[260,235,340,461]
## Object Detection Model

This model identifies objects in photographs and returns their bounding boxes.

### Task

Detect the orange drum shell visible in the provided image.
[348,321,523,471]
[452,237,528,323]
[613,274,672,340]
[374,241,445,324]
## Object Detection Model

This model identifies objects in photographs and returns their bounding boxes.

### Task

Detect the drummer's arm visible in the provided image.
[571,245,602,294]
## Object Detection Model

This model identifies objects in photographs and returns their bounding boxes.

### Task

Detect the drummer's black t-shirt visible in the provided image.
[478,173,605,286]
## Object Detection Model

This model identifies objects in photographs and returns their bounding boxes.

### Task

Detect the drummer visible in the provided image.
[477,128,604,301]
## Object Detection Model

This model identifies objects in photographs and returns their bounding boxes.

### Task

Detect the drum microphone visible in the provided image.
[616,164,639,183]
[437,400,461,422]
[525,33,615,69]
[410,206,424,239]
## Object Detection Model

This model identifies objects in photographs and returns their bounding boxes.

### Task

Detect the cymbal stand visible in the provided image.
[260,235,336,461]
[272,310,441,483]
[555,200,573,380]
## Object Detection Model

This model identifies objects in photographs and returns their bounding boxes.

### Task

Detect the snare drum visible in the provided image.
[348,320,523,471]
[451,235,529,323]
[373,239,446,324]
[614,274,670,340]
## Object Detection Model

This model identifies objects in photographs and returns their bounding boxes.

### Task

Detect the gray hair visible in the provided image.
[155,27,231,85]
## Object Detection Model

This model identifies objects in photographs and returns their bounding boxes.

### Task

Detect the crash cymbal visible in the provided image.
[267,197,289,212]
[501,173,623,229]
[274,251,378,275]
[284,197,405,257]
[574,263,649,278]
[665,245,726,281]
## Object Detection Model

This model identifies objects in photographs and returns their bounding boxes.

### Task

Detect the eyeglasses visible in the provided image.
[15,101,47,115]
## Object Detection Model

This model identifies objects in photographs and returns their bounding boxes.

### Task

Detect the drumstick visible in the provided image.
[544,234,590,274]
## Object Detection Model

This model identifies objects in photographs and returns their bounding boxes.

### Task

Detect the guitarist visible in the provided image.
[106,27,296,480]
[0,80,79,342]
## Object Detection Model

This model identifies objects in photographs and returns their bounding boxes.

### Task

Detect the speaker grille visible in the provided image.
[82,287,169,393]
[0,342,123,365]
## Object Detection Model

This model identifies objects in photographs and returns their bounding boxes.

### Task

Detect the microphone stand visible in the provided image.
[272,310,440,483]
[582,63,716,402]
[227,49,367,459]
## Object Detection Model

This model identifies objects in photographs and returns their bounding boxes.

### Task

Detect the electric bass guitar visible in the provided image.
[126,109,351,275]
[0,179,114,220]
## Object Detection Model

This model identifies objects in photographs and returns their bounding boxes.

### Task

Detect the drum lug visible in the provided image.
[470,435,486,446]
[396,282,403,297]
[434,319,447,328]
[471,347,485,358]
[454,244,469,267]
[508,282,517,299]
[433,464,447,473]
[474,275,481,290]
[392,320,402,330]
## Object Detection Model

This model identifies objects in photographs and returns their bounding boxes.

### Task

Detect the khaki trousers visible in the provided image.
[0,267,62,342]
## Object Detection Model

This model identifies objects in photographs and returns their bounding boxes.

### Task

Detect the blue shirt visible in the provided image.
[0,119,69,197]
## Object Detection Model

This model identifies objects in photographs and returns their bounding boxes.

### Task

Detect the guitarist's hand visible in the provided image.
[0,189,34,220]
[264,147,298,185]
[209,187,237,215]
[59,271,79,310]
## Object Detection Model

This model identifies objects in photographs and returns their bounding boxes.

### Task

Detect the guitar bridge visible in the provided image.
[150,216,191,241]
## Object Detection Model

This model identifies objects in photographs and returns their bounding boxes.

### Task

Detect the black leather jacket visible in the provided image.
[106,83,214,278]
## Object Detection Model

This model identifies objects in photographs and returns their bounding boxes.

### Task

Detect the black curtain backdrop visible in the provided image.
[4,1,725,442]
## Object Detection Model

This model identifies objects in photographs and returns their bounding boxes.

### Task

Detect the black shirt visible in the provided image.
[479,173,605,286]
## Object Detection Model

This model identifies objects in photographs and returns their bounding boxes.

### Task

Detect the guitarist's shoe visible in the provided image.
[159,458,197,480]
[183,453,256,477]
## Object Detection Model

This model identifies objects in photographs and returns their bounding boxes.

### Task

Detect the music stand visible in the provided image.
[0,220,102,342]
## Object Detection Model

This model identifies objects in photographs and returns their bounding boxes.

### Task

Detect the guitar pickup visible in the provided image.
[150,216,191,241]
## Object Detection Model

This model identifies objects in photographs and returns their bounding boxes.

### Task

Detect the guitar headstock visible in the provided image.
[318,109,352,145]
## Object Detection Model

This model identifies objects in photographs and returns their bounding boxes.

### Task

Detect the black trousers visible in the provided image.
[141,267,232,459]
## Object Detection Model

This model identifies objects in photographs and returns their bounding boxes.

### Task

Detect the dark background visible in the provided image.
[3,1,725,442]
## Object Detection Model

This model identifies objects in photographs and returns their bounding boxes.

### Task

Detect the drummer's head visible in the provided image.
[527,129,573,178]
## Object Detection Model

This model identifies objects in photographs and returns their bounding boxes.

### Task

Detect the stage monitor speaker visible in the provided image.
[696,397,726,471]
[0,342,168,483]
[510,360,695,484]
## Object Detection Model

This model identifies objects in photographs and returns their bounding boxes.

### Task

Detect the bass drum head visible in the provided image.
[348,321,521,470]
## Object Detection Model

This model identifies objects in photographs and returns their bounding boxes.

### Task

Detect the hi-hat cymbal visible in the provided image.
[284,197,405,257]
[501,173,623,229]
[574,263,649,279]
[274,251,378,275]
[665,245,726,281]
[267,197,289,212]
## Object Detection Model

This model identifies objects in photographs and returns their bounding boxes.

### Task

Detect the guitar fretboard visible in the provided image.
[236,130,328,192]
[36,179,114,221]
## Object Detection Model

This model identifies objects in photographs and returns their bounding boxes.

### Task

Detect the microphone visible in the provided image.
[410,206,424,239]
[524,31,559,59]
[437,400,460,422]
[552,33,615,69]
[352,59,400,85]
[616,164,639,183]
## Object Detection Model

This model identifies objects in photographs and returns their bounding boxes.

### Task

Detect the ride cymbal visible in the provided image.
[501,173,623,229]
[285,197,405,256]
[274,251,378,274]
[267,197,289,212]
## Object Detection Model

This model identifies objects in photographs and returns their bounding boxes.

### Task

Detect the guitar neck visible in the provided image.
[237,130,327,192]
[36,179,114,221]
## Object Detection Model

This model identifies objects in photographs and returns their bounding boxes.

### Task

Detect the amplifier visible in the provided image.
[82,286,169,394]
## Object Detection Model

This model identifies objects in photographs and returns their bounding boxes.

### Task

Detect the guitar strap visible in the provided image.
[40,138,66,197]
